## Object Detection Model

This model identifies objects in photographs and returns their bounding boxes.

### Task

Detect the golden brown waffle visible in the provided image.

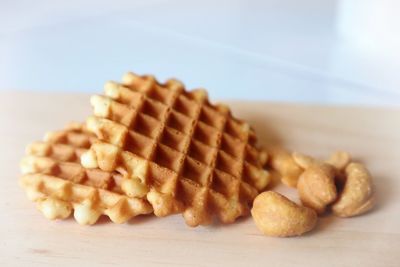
[20,123,152,225]
[82,72,270,226]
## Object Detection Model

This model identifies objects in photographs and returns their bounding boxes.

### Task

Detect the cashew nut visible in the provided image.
[296,163,337,214]
[268,146,303,187]
[251,191,317,237]
[332,162,375,217]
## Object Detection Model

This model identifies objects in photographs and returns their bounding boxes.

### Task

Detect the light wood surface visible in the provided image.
[1,91,399,267]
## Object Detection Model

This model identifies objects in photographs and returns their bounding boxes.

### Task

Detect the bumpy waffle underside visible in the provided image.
[82,73,270,226]
[20,123,152,225]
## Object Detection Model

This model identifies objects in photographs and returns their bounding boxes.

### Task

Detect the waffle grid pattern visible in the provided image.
[85,73,269,226]
[20,124,152,225]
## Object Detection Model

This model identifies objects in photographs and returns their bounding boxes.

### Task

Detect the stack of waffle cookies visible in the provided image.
[20,72,270,227]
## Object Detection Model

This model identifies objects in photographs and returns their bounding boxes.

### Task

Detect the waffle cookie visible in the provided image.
[20,123,153,225]
[82,72,270,227]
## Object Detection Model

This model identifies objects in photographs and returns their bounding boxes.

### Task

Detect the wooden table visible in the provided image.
[1,91,399,267]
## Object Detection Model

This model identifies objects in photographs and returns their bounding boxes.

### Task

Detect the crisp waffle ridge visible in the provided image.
[20,123,152,225]
[82,72,270,226]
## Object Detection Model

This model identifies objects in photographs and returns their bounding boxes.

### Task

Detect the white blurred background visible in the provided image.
[1,0,399,105]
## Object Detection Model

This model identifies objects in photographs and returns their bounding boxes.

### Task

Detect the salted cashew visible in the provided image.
[251,191,317,237]
[326,151,351,171]
[296,163,337,215]
[291,152,316,169]
[332,162,375,217]
[293,153,337,215]
[267,148,375,218]
[268,146,303,187]
[326,151,351,185]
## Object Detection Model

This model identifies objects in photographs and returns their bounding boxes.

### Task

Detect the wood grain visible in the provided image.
[1,91,399,267]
